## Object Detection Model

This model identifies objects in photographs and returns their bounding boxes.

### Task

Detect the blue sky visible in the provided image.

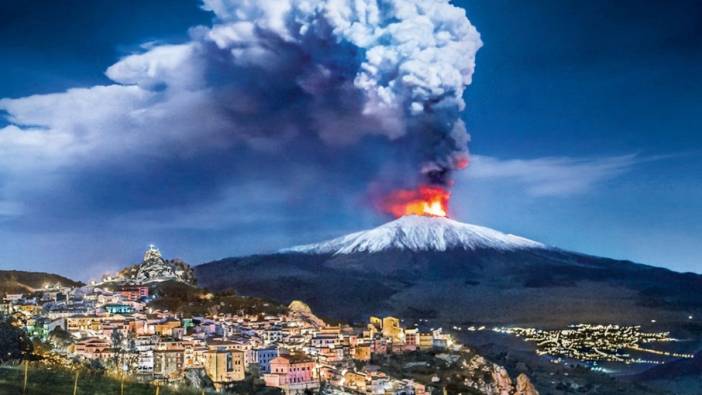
[0,0,701,279]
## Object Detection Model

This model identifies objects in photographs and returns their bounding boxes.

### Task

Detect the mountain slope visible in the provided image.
[196,217,702,326]
[0,270,82,294]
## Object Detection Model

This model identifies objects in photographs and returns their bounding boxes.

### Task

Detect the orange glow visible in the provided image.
[455,157,469,170]
[379,185,450,218]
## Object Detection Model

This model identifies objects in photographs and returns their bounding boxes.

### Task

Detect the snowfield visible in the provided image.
[284,215,546,255]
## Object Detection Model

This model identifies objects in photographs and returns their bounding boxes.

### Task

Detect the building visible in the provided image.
[417,332,434,351]
[72,337,111,359]
[264,354,319,394]
[353,344,372,361]
[155,318,181,336]
[4,294,23,302]
[104,303,134,314]
[252,347,278,373]
[153,349,185,380]
[343,371,368,392]
[205,348,246,390]
[67,315,102,333]
[403,328,418,351]
[134,336,158,374]
[382,317,403,341]
[117,287,149,302]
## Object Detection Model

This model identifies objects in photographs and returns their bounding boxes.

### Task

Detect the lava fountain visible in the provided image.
[378,185,450,218]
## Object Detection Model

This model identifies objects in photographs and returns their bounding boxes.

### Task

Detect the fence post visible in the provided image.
[22,360,28,393]
[72,369,79,395]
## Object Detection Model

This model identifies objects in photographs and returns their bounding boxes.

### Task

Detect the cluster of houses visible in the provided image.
[2,281,455,394]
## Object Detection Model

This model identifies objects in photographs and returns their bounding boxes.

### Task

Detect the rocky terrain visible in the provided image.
[115,245,196,286]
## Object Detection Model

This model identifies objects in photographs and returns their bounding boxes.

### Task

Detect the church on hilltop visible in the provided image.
[107,245,196,286]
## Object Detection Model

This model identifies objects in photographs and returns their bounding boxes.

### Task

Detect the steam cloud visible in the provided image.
[0,0,481,222]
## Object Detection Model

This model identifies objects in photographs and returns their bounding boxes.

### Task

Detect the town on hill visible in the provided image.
[0,245,540,395]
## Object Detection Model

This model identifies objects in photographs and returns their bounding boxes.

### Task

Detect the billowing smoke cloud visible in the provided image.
[196,0,482,185]
[0,0,481,228]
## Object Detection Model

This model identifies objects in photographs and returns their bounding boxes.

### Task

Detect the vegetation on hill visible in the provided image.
[0,317,33,363]
[0,363,203,395]
[148,281,287,316]
[0,270,82,294]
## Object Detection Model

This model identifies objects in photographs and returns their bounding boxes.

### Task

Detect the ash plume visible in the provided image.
[0,0,482,226]
[197,0,482,186]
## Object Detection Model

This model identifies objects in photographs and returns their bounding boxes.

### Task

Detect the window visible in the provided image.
[226,353,233,372]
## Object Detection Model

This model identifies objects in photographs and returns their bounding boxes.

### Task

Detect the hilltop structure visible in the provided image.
[105,245,195,286]
[135,245,178,283]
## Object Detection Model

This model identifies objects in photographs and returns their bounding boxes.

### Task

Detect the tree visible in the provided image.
[48,327,72,348]
[0,318,33,362]
[111,329,124,350]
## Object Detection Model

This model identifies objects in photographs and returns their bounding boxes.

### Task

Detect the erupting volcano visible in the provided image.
[379,186,450,218]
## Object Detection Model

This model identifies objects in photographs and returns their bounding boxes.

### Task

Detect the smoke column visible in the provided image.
[1,0,482,220]
[196,0,483,187]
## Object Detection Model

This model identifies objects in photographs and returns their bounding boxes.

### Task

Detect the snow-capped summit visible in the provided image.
[284,215,546,255]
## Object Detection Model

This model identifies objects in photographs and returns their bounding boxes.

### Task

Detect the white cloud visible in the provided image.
[464,154,642,197]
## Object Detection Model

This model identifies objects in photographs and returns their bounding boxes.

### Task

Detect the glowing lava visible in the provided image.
[379,185,450,218]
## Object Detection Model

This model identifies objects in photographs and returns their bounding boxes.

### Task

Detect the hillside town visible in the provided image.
[0,246,538,395]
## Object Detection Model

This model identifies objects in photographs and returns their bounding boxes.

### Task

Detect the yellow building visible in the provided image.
[353,344,372,362]
[15,304,42,315]
[382,316,403,341]
[67,315,102,332]
[155,319,181,336]
[366,316,382,338]
[344,371,368,392]
[205,348,246,390]
[417,332,434,350]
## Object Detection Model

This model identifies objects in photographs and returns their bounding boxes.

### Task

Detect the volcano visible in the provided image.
[284,215,545,254]
[195,216,702,327]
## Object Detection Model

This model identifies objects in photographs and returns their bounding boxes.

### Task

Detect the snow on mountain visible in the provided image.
[283,215,546,255]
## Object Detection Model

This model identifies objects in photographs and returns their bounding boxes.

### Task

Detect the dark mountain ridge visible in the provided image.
[195,245,702,326]
[0,270,82,294]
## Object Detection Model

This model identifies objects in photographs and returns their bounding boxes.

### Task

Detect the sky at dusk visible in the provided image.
[1,0,701,280]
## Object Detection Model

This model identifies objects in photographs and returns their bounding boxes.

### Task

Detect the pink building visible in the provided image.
[264,354,319,393]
